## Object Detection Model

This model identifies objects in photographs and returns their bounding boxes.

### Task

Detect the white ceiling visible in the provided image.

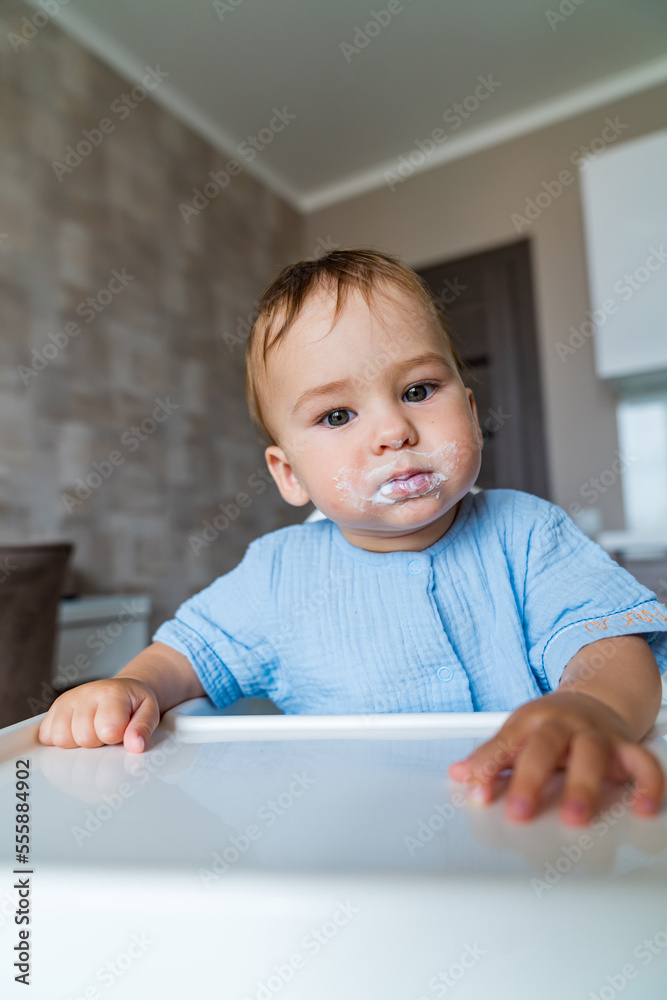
[27,0,667,212]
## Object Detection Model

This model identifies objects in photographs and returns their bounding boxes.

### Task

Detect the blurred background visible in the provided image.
[1,0,666,722]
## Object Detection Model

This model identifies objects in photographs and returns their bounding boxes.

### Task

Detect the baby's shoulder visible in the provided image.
[247,517,331,561]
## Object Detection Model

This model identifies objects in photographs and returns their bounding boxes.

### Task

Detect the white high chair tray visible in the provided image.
[1,702,667,999]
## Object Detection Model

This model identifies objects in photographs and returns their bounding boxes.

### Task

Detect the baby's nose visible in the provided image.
[373,409,418,452]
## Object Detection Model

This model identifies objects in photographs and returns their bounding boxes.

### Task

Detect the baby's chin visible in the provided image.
[331,495,458,531]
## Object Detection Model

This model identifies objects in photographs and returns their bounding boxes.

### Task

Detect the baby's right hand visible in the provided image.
[38,678,160,753]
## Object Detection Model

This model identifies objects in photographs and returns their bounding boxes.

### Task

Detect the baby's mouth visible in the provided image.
[379,471,435,498]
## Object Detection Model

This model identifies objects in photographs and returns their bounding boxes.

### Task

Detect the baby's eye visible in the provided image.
[320,408,352,428]
[404,381,439,402]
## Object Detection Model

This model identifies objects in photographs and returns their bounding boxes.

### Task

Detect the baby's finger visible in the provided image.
[448,729,523,802]
[38,700,64,744]
[39,703,76,748]
[613,743,666,816]
[559,730,609,825]
[504,722,571,821]
[37,712,53,745]
[91,697,133,747]
[70,705,107,748]
[123,694,160,754]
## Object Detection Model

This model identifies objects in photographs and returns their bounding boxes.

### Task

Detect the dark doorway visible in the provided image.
[416,239,550,499]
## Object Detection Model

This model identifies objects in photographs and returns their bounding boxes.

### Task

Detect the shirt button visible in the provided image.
[437,666,454,682]
[408,560,422,574]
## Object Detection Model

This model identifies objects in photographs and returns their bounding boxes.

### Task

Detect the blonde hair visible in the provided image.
[244,247,465,447]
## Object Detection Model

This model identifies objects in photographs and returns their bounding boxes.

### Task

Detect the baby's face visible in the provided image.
[264,283,483,551]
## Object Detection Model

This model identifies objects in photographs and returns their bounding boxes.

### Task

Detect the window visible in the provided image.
[616,392,667,535]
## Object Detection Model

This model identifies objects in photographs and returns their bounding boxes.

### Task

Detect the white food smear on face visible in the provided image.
[333,440,460,509]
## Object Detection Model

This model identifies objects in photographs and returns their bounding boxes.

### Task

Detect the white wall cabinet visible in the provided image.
[53,594,151,689]
[579,128,667,383]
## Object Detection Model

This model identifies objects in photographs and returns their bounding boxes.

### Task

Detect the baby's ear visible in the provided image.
[264,446,311,506]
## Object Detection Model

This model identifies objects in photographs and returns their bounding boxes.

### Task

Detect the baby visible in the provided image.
[39,248,667,827]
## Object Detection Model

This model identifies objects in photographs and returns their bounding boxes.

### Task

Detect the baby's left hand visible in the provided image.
[448,690,665,825]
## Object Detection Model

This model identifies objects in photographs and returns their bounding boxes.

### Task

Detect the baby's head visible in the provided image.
[245,248,484,552]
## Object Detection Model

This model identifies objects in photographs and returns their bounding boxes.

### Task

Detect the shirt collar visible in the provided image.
[328,490,477,566]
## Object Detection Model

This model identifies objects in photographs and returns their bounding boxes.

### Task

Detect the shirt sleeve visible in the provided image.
[522,503,667,691]
[152,537,278,708]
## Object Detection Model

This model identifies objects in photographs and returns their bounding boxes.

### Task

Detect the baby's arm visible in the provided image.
[448,634,665,824]
[38,642,205,753]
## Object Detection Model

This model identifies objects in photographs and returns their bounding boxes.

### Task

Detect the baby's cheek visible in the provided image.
[452,433,479,467]
[289,436,310,462]
[332,466,370,507]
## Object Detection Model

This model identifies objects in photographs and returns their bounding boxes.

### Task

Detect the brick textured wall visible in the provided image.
[0,0,305,636]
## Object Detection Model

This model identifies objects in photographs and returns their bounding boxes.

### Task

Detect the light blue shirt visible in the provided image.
[153,489,667,714]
